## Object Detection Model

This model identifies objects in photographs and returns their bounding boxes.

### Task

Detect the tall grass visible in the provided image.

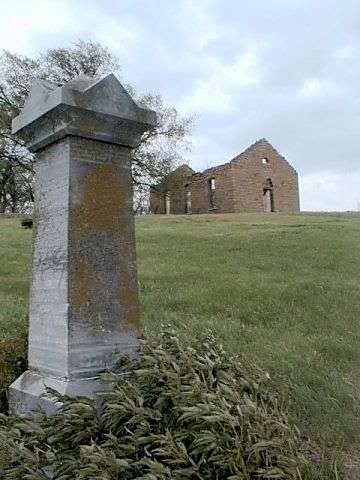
[1,212,359,475]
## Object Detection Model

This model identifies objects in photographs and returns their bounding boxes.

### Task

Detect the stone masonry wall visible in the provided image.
[150,189,166,214]
[149,139,300,214]
[151,186,191,215]
[149,165,193,214]
[231,139,299,213]
[190,164,234,214]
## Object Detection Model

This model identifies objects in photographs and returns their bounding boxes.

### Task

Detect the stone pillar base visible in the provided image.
[9,371,112,417]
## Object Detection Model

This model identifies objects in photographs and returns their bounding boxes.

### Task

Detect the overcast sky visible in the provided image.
[1,0,360,211]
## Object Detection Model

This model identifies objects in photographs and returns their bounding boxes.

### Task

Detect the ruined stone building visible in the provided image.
[150,139,300,214]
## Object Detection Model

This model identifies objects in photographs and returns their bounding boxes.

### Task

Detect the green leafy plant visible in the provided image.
[0,331,307,479]
[20,218,33,229]
[0,336,27,413]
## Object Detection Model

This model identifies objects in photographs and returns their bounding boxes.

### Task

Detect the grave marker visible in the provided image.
[9,74,156,415]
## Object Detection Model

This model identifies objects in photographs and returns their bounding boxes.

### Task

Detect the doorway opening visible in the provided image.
[185,186,192,214]
[263,178,274,212]
[165,192,171,214]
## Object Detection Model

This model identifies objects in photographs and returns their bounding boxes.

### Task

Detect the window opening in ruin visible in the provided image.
[262,157,269,165]
[208,177,216,209]
[185,189,192,214]
[265,178,273,188]
[263,178,274,212]
[165,192,171,215]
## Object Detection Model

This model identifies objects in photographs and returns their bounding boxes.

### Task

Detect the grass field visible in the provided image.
[1,213,359,474]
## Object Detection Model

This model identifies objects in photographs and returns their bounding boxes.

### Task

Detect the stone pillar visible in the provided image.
[9,74,156,415]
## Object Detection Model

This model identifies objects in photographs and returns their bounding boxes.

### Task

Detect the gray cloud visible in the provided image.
[1,0,360,210]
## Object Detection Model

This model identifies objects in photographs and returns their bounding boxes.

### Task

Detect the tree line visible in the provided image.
[0,40,193,214]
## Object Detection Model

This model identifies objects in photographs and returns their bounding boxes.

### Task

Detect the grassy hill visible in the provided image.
[1,213,359,472]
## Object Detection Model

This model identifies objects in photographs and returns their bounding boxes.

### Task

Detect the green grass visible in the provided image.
[0,218,30,340]
[1,213,360,469]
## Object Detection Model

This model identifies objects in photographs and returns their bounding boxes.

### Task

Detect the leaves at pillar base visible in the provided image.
[0,331,310,479]
[0,334,27,414]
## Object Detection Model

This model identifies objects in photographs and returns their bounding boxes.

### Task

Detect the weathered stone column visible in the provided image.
[9,74,156,415]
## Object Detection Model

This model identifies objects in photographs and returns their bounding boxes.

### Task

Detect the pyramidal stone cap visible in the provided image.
[12,73,157,152]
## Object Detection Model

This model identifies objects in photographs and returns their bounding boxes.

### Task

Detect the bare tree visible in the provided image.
[0,40,193,213]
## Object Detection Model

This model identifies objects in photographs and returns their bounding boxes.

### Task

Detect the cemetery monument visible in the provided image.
[9,74,156,415]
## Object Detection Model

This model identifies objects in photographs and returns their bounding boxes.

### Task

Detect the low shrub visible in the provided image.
[20,218,33,229]
[0,331,306,479]
[0,337,27,413]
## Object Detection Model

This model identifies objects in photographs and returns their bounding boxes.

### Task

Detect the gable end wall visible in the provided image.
[231,142,299,213]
